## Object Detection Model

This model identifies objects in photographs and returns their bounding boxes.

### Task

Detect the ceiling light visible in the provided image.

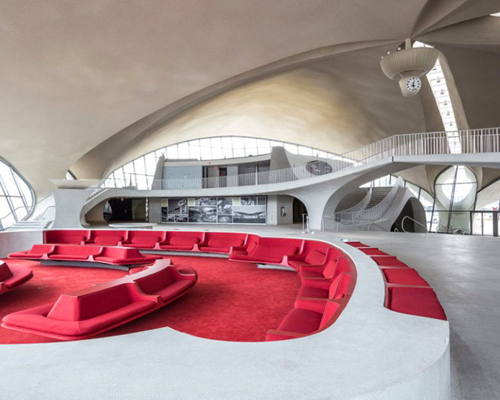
[490,12,500,17]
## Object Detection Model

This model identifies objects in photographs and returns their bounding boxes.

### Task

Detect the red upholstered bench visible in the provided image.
[230,237,303,264]
[10,244,160,267]
[133,264,197,303]
[371,256,409,268]
[94,247,161,265]
[122,231,166,249]
[298,272,352,301]
[300,257,351,290]
[2,283,157,340]
[383,268,429,286]
[86,230,127,246]
[159,231,204,251]
[1,260,198,340]
[198,232,247,254]
[0,260,34,295]
[358,247,389,256]
[48,245,102,261]
[8,244,55,260]
[265,301,341,341]
[287,241,333,270]
[44,230,89,245]
[387,287,447,320]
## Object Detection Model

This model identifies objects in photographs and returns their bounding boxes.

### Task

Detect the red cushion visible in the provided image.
[155,280,194,302]
[298,286,328,298]
[169,236,198,246]
[359,248,388,256]
[383,269,429,286]
[55,235,86,244]
[346,241,368,248]
[131,236,161,245]
[3,265,33,289]
[6,300,155,337]
[373,256,409,268]
[0,262,13,282]
[277,308,322,334]
[304,250,327,265]
[134,268,175,295]
[94,236,123,246]
[47,285,136,321]
[388,287,446,320]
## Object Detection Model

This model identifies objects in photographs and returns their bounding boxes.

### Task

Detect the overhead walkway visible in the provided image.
[51,128,500,230]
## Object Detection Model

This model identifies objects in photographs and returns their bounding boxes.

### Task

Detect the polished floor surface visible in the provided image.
[335,231,500,400]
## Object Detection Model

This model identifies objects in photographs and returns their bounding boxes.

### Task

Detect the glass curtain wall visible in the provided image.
[104,136,349,190]
[434,166,477,234]
[0,158,35,230]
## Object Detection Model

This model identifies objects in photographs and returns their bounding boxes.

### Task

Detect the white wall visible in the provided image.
[0,230,43,257]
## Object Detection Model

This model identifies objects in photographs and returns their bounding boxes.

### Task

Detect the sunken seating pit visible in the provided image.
[1,260,197,340]
[0,261,34,295]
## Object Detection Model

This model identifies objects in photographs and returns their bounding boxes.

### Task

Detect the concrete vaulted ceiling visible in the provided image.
[0,1,499,199]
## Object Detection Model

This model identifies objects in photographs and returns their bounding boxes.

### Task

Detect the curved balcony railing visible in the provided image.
[88,127,500,192]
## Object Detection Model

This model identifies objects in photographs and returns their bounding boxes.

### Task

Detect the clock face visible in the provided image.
[406,76,421,92]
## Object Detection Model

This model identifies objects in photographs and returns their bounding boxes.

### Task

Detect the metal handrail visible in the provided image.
[80,126,500,193]
[0,205,33,231]
[401,215,428,233]
[334,187,373,222]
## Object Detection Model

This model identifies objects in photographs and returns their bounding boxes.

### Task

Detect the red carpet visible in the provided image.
[0,256,300,344]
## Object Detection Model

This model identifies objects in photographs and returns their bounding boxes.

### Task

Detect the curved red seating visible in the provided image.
[159,231,204,251]
[198,232,247,253]
[0,261,34,295]
[371,256,409,268]
[383,268,429,286]
[122,231,166,249]
[44,230,89,245]
[40,230,358,342]
[87,230,127,246]
[94,247,161,265]
[287,240,331,269]
[1,260,197,340]
[387,287,446,320]
[358,247,389,256]
[346,240,446,321]
[265,301,342,341]
[9,245,161,267]
[230,237,303,264]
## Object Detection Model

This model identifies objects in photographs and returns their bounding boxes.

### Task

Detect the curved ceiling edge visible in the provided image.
[70,39,399,180]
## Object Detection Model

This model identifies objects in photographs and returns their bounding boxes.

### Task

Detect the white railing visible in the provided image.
[355,177,404,223]
[77,127,500,195]
[333,188,373,223]
[326,177,404,230]
[36,205,56,229]
[0,205,33,231]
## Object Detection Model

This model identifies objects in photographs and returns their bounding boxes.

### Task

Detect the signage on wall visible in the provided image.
[306,160,333,176]
[161,196,266,224]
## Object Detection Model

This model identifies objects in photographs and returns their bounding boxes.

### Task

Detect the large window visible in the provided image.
[103,136,347,189]
[0,158,35,230]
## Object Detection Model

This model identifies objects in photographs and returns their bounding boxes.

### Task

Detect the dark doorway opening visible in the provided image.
[293,198,307,223]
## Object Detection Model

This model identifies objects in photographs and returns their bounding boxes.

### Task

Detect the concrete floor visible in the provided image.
[146,223,500,399]
[6,224,497,398]
[336,231,500,400]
